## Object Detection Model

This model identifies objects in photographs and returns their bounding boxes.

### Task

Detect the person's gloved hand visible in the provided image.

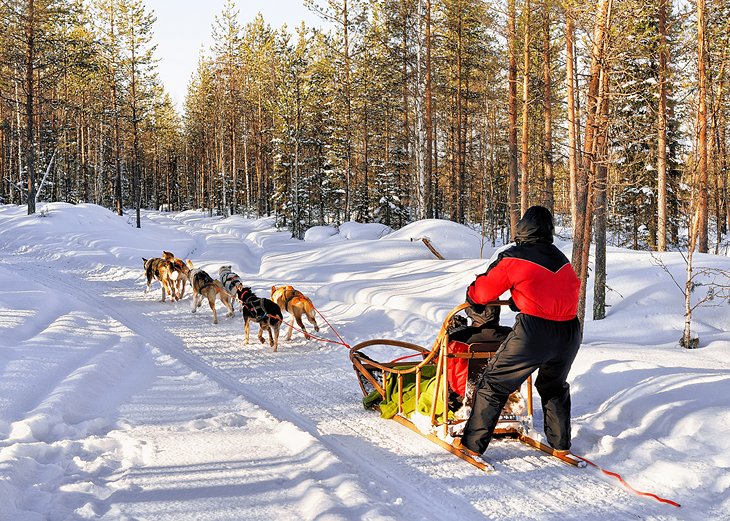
[447,314,468,335]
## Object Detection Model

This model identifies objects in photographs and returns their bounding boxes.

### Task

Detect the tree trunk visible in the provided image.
[456,8,464,223]
[710,34,728,251]
[520,0,530,215]
[572,0,610,275]
[593,55,611,320]
[25,0,36,215]
[543,1,554,213]
[565,4,579,235]
[232,128,237,214]
[343,0,352,221]
[657,0,669,251]
[574,0,612,324]
[415,0,427,220]
[682,194,702,348]
[243,114,250,210]
[425,0,433,218]
[697,0,708,252]
[130,41,141,228]
[257,94,264,216]
[14,81,23,206]
[508,0,519,236]
[108,11,123,216]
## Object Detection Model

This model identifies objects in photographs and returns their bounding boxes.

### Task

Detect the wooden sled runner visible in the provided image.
[350,303,585,471]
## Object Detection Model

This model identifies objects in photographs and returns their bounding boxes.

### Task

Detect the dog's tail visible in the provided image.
[211,280,235,298]
[306,303,320,331]
[170,270,179,281]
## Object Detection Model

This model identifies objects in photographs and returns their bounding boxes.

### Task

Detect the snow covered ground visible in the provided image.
[0,202,728,521]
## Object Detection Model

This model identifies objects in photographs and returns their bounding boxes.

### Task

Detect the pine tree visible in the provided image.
[117,0,157,227]
[610,1,682,250]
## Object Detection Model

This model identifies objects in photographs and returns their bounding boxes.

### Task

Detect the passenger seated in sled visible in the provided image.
[446,304,526,422]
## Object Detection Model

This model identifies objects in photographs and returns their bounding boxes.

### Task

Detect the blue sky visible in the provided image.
[144,0,327,110]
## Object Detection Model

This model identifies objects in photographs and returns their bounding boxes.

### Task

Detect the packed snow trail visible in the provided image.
[0,205,701,520]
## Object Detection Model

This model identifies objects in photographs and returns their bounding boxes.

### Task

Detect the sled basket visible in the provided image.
[349,303,533,439]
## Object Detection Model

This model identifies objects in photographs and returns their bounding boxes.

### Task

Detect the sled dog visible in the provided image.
[270,285,320,341]
[142,251,179,302]
[186,260,234,324]
[240,287,282,351]
[168,255,191,300]
[218,265,247,310]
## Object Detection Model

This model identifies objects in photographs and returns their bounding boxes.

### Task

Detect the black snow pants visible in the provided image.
[460,313,582,454]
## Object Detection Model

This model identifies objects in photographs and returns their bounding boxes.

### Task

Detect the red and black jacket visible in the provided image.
[466,209,580,322]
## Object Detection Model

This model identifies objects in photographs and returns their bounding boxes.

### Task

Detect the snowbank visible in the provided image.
[0,202,728,520]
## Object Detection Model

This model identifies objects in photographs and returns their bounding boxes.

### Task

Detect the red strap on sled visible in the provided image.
[446,340,469,396]
[389,352,424,363]
[388,341,470,396]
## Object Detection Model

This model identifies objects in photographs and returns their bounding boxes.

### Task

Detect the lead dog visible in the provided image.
[239,287,282,351]
[218,265,247,311]
[185,260,234,324]
[142,251,179,302]
[270,285,320,341]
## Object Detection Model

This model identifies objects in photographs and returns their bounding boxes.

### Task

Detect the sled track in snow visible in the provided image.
[2,258,486,520]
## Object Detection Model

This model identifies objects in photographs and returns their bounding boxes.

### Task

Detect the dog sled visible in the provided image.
[349,303,586,472]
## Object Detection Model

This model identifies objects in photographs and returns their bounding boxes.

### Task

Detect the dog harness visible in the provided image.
[240,289,268,321]
[221,271,241,292]
[281,288,301,310]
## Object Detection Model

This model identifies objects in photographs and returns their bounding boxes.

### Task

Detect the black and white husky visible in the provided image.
[218,265,247,311]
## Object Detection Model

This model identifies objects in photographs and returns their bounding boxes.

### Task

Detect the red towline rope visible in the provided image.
[266,304,351,349]
[311,304,350,348]
[572,454,681,507]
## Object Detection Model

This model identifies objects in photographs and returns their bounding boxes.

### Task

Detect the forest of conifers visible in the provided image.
[0,0,728,258]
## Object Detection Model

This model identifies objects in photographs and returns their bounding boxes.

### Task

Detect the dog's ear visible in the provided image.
[271,285,277,295]
[186,259,194,269]
[143,257,148,263]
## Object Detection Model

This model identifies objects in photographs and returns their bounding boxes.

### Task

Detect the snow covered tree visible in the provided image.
[609,1,683,251]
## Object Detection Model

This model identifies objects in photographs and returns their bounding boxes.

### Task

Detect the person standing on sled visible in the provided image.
[456,205,582,457]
